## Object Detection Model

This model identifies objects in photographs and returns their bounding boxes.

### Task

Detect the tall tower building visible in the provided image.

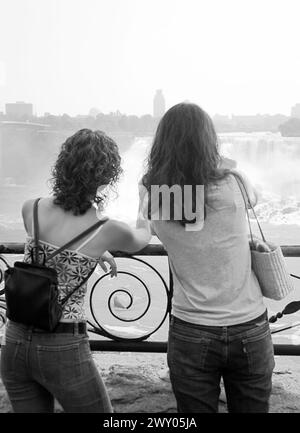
[153,89,166,118]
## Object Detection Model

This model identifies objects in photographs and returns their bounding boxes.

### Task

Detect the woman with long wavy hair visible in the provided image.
[141,103,275,413]
[1,129,151,413]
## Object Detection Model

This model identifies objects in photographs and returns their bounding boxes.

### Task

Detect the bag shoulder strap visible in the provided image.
[60,265,97,306]
[54,225,107,305]
[48,218,109,260]
[32,198,108,261]
[230,172,266,243]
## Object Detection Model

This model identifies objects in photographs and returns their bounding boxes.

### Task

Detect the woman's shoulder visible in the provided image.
[22,197,52,215]
[229,168,250,183]
[101,219,133,240]
[22,198,35,214]
[22,197,69,237]
[227,169,258,207]
[21,198,38,234]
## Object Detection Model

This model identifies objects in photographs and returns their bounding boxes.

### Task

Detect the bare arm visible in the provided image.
[102,220,151,254]
[97,181,152,254]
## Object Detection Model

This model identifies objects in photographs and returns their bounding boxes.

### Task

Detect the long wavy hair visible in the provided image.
[51,129,122,215]
[142,103,229,225]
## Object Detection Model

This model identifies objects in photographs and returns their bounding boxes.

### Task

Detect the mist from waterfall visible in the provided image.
[105,137,151,226]
[103,133,300,245]
[219,133,300,227]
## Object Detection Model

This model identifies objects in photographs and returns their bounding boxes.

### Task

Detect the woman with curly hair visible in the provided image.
[140,103,274,413]
[1,129,151,413]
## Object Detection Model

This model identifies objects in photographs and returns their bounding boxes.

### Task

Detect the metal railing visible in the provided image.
[1,243,300,355]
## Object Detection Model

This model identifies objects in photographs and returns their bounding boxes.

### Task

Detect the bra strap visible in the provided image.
[75,223,105,252]
[48,218,108,260]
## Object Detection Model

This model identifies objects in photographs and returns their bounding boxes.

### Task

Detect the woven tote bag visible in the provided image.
[232,172,294,300]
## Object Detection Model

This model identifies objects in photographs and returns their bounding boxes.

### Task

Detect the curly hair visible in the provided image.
[51,129,122,215]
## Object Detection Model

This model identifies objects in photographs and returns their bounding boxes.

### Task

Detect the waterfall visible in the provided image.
[105,137,152,225]
[104,133,300,228]
[219,132,300,227]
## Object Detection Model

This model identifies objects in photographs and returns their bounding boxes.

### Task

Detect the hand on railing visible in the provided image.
[97,251,117,278]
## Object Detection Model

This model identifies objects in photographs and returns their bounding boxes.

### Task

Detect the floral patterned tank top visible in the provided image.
[23,235,101,321]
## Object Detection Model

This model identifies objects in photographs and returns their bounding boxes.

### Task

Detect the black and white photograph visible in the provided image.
[0,0,300,418]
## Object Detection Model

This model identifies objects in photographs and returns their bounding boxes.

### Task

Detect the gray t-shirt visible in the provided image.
[151,174,266,326]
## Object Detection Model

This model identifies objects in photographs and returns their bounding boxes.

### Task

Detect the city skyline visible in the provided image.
[1,0,300,117]
[2,92,300,120]
[1,98,299,119]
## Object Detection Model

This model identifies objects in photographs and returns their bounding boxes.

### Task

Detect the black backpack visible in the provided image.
[4,198,107,331]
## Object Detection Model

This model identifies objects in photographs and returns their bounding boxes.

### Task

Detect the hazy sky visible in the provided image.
[1,0,300,116]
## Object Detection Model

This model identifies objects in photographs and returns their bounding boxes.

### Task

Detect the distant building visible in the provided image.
[291,104,300,119]
[5,101,33,119]
[76,114,90,119]
[89,107,101,118]
[153,89,166,118]
[213,113,231,123]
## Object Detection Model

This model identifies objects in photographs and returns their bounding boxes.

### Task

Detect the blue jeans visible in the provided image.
[167,311,275,413]
[0,321,113,413]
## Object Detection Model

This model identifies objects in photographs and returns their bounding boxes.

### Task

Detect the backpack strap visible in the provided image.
[47,218,108,261]
[32,198,108,262]
[55,222,108,306]
[33,198,42,263]
[60,265,97,306]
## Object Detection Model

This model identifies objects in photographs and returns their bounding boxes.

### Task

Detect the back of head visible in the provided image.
[143,102,228,225]
[51,129,122,215]
[144,102,225,187]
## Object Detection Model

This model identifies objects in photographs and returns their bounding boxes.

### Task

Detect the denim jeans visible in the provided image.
[167,311,275,413]
[0,320,113,413]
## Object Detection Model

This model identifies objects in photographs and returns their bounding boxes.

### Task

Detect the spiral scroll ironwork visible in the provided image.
[107,272,151,322]
[88,256,171,342]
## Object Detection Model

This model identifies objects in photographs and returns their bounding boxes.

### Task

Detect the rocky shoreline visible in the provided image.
[0,352,299,413]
